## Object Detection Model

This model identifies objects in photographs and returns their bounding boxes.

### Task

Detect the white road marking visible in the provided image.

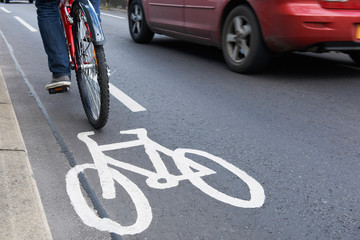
[101,12,125,19]
[0,7,11,13]
[66,164,153,235]
[14,16,37,32]
[109,83,146,112]
[66,128,265,235]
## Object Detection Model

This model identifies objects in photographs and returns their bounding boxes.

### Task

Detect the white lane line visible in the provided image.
[14,16,37,32]
[101,12,125,19]
[109,83,147,112]
[0,7,11,13]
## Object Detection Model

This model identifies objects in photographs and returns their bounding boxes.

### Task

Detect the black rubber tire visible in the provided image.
[29,0,34,3]
[128,0,154,43]
[5,0,10,3]
[72,3,109,129]
[222,5,270,73]
[348,51,360,66]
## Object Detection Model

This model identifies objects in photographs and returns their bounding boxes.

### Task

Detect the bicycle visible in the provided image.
[53,0,109,129]
[66,128,265,235]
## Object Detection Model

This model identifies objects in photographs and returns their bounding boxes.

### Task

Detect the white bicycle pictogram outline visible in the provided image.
[66,128,265,235]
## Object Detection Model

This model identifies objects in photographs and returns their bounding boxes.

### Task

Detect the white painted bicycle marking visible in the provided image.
[66,128,265,236]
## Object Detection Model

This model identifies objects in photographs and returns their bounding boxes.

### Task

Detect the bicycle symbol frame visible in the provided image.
[66,128,265,235]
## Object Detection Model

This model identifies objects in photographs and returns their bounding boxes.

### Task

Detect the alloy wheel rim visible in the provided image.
[131,5,143,35]
[225,15,252,63]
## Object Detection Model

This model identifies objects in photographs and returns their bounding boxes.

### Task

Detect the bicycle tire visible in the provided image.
[72,3,109,129]
[173,148,265,208]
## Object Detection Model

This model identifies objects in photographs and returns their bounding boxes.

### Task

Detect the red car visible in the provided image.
[127,0,360,73]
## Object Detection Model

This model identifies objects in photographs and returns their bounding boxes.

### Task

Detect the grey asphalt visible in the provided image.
[0,67,52,240]
[2,4,360,239]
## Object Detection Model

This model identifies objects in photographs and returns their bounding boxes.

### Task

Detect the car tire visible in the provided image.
[222,5,270,73]
[128,0,154,43]
[5,0,9,3]
[29,0,33,3]
[348,51,360,66]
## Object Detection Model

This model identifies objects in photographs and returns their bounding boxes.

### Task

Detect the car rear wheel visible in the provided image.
[348,51,360,66]
[128,0,154,43]
[222,5,270,73]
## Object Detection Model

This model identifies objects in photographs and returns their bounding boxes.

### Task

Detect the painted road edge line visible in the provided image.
[0,65,53,240]
[14,16,37,32]
[0,7,11,13]
[109,83,147,112]
[101,13,125,19]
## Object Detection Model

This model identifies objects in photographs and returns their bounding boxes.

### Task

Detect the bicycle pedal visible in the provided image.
[48,86,69,94]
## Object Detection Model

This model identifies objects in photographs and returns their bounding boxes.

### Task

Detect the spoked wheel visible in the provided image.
[222,5,270,73]
[72,3,109,129]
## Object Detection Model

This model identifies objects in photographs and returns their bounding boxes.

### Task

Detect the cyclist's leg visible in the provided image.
[35,0,71,90]
[89,0,101,21]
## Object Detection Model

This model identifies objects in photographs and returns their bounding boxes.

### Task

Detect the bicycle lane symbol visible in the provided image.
[65,128,265,236]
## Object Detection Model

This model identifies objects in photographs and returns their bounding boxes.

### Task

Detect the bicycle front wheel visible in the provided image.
[73,4,109,129]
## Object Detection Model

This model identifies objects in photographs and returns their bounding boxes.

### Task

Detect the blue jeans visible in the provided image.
[35,0,101,78]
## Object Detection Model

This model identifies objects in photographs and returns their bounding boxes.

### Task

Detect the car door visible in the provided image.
[184,0,218,39]
[146,0,185,32]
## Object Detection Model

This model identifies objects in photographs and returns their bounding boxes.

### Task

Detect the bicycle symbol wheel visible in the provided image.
[66,163,152,236]
[173,148,265,208]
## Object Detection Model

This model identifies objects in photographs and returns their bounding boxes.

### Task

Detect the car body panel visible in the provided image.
[145,0,185,32]
[131,0,360,53]
[320,0,360,9]
[184,0,218,39]
[252,0,360,52]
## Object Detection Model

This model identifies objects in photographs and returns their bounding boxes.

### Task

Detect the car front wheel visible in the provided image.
[128,0,154,43]
[222,5,270,73]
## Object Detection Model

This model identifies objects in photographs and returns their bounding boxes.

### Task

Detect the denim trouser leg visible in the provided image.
[90,0,101,22]
[35,0,70,78]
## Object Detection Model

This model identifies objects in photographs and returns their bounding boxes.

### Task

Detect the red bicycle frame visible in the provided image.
[59,0,101,72]
[59,0,77,70]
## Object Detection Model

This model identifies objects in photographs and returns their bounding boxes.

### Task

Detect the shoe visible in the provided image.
[45,75,71,90]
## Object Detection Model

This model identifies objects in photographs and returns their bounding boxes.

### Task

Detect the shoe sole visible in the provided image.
[45,81,71,90]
